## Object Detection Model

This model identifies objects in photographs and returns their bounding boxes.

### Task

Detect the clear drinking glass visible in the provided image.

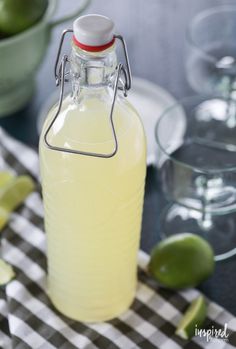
[186,5,236,129]
[155,95,236,261]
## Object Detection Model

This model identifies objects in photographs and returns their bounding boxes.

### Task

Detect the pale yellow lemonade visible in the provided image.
[39,91,146,321]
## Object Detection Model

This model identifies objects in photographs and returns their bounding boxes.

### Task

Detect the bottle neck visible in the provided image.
[70,43,117,100]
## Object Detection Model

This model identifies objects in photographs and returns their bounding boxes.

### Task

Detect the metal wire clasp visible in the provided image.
[44,29,132,158]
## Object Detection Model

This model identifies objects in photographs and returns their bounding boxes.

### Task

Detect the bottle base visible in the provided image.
[50,291,135,323]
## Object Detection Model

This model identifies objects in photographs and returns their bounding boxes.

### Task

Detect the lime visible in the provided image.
[0,0,48,36]
[0,172,14,230]
[175,295,207,340]
[0,175,34,231]
[148,233,214,289]
[0,171,14,188]
[0,207,9,230]
[0,175,35,212]
[0,259,15,285]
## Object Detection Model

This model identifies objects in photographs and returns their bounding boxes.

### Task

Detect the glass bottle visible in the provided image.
[39,14,146,322]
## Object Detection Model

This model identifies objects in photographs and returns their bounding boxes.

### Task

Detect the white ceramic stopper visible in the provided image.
[73,14,115,47]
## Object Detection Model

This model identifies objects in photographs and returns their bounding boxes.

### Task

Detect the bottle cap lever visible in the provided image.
[54,29,132,90]
[44,26,131,158]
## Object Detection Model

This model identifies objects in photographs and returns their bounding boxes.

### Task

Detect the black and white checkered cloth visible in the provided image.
[0,127,235,349]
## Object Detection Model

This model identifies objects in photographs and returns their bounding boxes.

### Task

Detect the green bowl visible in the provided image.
[0,0,90,117]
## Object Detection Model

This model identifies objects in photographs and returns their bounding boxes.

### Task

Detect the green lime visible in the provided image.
[0,0,48,36]
[0,175,35,212]
[0,259,15,285]
[148,233,214,289]
[0,171,14,188]
[0,172,14,230]
[0,207,9,230]
[175,295,207,340]
[0,175,34,231]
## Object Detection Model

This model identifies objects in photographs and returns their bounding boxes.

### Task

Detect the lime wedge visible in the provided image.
[0,172,15,230]
[0,207,9,230]
[0,172,14,188]
[0,259,15,285]
[0,175,35,212]
[175,295,207,340]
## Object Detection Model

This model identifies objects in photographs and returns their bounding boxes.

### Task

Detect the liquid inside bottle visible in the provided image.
[39,14,146,322]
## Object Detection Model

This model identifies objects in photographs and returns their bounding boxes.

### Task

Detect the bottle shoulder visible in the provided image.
[117,94,139,117]
[116,93,144,132]
[40,92,146,153]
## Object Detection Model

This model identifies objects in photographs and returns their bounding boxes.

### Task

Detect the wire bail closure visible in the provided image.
[44,29,132,158]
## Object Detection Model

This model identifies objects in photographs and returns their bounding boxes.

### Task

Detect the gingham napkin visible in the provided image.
[0,128,235,349]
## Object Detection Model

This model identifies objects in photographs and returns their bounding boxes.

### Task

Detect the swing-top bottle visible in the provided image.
[39,14,146,322]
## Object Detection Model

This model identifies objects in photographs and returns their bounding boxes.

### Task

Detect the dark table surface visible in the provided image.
[1,0,236,316]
